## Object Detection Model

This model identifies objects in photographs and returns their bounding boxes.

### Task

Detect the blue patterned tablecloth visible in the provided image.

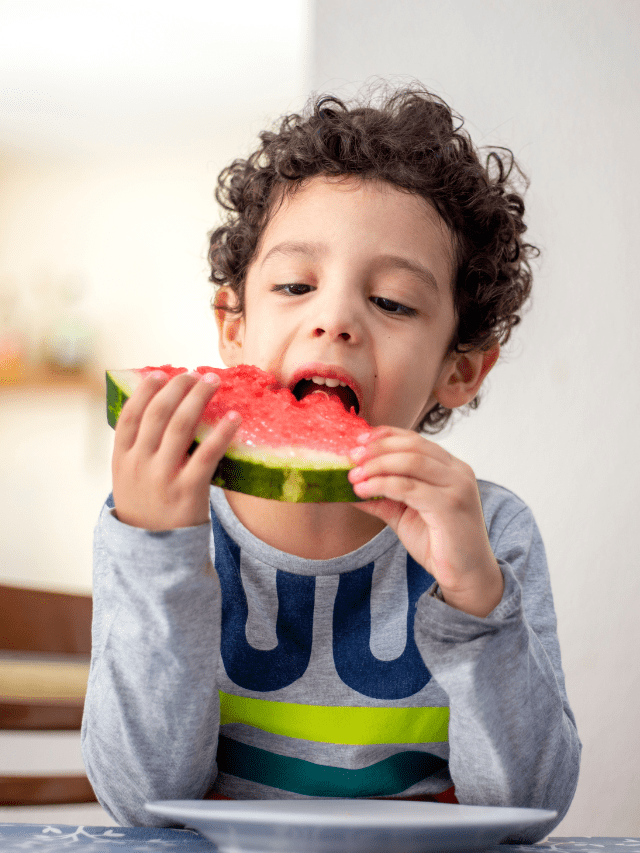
[0,825,214,852]
[0,826,638,853]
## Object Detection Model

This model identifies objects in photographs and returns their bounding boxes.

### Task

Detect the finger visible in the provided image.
[134,372,203,455]
[114,370,171,452]
[156,373,222,470]
[353,424,395,446]
[349,450,451,490]
[183,410,242,483]
[351,473,432,506]
[351,431,453,467]
[352,496,405,527]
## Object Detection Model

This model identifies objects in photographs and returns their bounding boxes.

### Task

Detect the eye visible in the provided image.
[370,296,417,317]
[272,283,314,296]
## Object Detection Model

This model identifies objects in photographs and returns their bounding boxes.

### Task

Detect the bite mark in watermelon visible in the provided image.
[106,364,373,503]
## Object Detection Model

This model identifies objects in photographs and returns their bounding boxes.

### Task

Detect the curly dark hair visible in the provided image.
[208,83,538,432]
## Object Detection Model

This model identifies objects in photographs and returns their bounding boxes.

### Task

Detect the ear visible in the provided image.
[433,342,500,410]
[214,286,245,367]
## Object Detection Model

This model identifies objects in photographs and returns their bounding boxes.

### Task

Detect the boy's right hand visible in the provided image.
[112,370,240,531]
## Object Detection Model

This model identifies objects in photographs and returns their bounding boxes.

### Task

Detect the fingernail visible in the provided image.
[357,432,371,444]
[225,410,240,422]
[352,480,370,496]
[349,446,367,462]
[150,370,167,379]
[203,372,220,385]
[348,466,364,483]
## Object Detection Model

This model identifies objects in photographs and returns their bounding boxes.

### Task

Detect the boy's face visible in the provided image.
[217,176,493,430]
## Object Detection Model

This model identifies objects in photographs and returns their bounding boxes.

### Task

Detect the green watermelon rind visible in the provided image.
[106,369,361,503]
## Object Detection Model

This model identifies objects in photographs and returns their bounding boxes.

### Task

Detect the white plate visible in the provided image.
[145,799,556,853]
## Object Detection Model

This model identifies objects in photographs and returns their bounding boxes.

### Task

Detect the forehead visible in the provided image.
[254,176,457,286]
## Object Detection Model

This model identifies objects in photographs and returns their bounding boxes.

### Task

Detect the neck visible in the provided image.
[223,490,386,559]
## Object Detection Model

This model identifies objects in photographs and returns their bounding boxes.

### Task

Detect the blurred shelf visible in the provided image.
[0,362,103,396]
[0,655,90,702]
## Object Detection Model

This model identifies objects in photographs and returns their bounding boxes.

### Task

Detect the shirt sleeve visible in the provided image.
[413,499,581,843]
[81,500,222,827]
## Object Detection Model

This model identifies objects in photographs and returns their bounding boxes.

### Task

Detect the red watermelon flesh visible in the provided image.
[138,364,371,458]
[106,364,373,501]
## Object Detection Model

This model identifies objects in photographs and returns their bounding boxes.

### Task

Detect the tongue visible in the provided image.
[298,382,357,413]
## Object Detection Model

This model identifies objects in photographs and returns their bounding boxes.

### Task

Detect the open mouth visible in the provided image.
[293,377,360,415]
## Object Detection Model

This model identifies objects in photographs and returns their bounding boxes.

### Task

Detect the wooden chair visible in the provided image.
[0,583,97,806]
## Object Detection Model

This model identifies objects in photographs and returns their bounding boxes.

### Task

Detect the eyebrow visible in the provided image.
[260,240,441,300]
[260,241,323,267]
[374,254,441,301]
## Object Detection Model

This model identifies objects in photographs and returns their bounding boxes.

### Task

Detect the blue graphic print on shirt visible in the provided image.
[332,556,434,699]
[212,511,433,698]
[213,519,316,692]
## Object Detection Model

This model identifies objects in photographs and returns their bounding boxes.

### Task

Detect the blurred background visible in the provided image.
[1,0,638,835]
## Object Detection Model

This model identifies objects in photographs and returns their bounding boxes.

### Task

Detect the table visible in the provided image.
[0,826,638,853]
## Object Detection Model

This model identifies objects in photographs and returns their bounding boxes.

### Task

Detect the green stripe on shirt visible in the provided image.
[219,691,449,745]
[216,734,447,797]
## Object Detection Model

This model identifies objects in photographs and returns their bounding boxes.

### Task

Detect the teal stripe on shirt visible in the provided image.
[216,735,447,797]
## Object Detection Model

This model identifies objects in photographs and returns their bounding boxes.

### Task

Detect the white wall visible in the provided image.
[312,0,640,838]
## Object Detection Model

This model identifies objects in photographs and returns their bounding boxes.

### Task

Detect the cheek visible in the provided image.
[377,365,434,428]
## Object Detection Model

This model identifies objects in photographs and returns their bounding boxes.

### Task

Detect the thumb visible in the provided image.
[353,497,406,530]
[191,411,241,479]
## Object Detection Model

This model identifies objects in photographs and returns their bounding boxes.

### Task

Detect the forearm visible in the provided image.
[415,562,581,842]
[82,503,222,826]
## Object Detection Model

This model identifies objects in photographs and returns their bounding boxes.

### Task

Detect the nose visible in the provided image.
[310,288,362,344]
[313,327,351,341]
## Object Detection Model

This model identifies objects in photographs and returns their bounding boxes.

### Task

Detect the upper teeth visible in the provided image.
[311,376,347,388]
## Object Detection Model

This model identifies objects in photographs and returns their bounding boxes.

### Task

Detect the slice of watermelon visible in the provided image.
[106,364,372,503]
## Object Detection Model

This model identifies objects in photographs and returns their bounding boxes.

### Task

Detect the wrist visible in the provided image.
[435,561,504,618]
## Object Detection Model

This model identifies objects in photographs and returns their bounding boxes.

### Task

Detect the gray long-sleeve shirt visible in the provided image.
[82,480,580,839]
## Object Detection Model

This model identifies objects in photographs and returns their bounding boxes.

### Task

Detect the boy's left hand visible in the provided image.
[348,426,504,618]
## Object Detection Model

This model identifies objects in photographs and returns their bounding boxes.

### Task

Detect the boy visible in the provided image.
[82,86,580,839]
